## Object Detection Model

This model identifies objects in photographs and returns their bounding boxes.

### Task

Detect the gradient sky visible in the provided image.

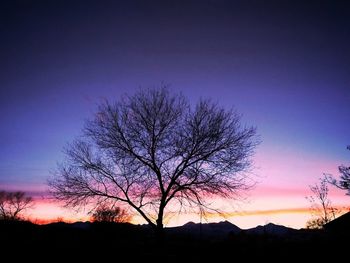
[1,0,350,228]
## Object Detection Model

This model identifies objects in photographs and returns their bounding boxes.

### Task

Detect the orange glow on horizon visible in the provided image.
[203,207,311,218]
[28,207,311,225]
[26,199,349,230]
[23,183,349,229]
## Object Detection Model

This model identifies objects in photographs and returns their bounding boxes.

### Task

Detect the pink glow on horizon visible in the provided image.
[26,187,349,229]
[26,197,90,224]
[253,145,345,187]
[250,146,348,202]
[0,183,48,195]
[4,145,349,229]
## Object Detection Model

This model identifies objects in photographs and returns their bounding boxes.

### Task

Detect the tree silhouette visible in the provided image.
[327,146,350,195]
[306,176,338,229]
[49,87,258,235]
[91,205,130,223]
[0,191,33,220]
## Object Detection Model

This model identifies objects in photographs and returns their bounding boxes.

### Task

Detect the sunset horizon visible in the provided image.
[1,0,349,234]
[15,173,350,229]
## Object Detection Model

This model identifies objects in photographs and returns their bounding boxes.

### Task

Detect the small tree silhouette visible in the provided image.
[306,176,338,229]
[91,205,130,223]
[0,191,33,221]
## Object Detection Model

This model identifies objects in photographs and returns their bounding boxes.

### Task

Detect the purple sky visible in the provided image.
[1,0,349,226]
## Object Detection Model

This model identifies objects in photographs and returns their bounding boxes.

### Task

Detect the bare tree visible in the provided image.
[49,87,258,235]
[0,191,33,220]
[91,204,130,223]
[306,176,338,229]
[327,146,350,195]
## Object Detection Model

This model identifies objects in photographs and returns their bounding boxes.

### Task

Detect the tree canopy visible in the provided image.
[49,87,259,231]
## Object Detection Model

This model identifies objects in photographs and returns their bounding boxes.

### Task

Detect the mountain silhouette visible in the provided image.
[0,219,347,260]
[245,223,297,236]
[167,220,241,238]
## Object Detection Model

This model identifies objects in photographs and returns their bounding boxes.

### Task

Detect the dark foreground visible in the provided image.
[0,220,347,261]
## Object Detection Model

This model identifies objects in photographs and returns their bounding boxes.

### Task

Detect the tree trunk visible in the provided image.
[155,200,166,247]
[156,218,164,244]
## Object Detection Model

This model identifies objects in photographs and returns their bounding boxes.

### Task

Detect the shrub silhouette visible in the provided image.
[91,205,130,223]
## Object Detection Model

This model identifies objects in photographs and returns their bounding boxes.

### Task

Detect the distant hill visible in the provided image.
[0,219,348,260]
[166,220,241,238]
[37,220,301,238]
[244,223,298,236]
[324,211,350,234]
[43,221,92,229]
[166,221,301,238]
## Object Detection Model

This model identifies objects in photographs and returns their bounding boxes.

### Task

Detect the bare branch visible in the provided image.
[326,146,350,195]
[48,86,259,230]
[0,191,33,221]
[306,176,340,229]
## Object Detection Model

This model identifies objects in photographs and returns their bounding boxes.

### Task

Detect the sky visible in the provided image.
[1,0,350,229]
